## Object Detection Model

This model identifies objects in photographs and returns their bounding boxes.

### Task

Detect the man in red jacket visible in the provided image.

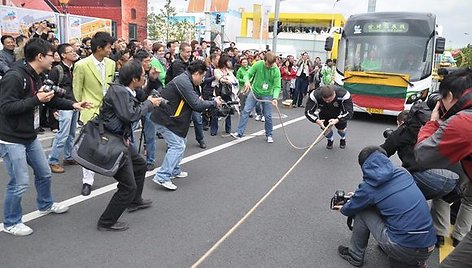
[415,67,472,268]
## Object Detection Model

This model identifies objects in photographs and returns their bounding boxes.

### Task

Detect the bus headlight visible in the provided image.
[406,88,429,104]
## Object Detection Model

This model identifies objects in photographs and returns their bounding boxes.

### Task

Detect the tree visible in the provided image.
[454,44,472,67]
[147,0,196,42]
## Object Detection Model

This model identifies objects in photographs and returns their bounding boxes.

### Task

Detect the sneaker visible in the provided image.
[261,116,265,122]
[146,163,156,171]
[267,136,274,143]
[230,132,242,139]
[39,202,69,215]
[338,245,363,267]
[326,140,334,149]
[4,223,33,236]
[255,115,262,121]
[452,237,461,247]
[152,179,177,190]
[49,164,65,173]
[172,171,188,179]
[63,159,78,166]
[340,139,346,149]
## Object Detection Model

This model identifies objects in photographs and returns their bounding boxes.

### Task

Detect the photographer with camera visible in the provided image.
[32,20,54,41]
[0,38,92,236]
[305,85,353,149]
[46,44,80,174]
[333,146,435,267]
[414,68,472,267]
[95,60,163,231]
[151,60,222,191]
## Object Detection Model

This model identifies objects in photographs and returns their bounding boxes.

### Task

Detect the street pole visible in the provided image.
[272,0,281,53]
[221,23,225,49]
[204,0,211,42]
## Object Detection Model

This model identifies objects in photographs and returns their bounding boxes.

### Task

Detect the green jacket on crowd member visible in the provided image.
[236,65,249,91]
[150,57,166,86]
[243,60,281,99]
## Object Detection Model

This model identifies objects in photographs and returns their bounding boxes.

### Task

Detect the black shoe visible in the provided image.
[198,141,207,149]
[340,139,346,149]
[452,237,461,247]
[203,126,209,131]
[97,221,129,232]
[127,199,152,212]
[156,133,164,139]
[146,163,156,171]
[81,183,92,196]
[326,140,334,149]
[436,235,445,247]
[338,245,363,267]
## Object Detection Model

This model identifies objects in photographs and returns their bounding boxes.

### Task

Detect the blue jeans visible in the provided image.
[143,112,157,165]
[210,115,231,135]
[412,169,459,200]
[236,92,273,138]
[153,124,186,183]
[1,139,54,227]
[48,110,78,164]
[192,111,204,142]
[294,77,309,106]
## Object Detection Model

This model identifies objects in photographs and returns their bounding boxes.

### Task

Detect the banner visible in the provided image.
[252,4,261,39]
[0,6,57,37]
[68,16,81,40]
[261,5,271,40]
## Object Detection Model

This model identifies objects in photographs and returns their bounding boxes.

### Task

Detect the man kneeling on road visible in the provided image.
[151,60,222,191]
[333,146,436,267]
[305,85,353,149]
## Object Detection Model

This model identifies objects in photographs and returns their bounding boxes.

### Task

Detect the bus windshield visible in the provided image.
[337,34,434,81]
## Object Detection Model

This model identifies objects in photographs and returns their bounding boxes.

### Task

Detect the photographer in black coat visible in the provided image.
[150,60,222,191]
[96,60,162,231]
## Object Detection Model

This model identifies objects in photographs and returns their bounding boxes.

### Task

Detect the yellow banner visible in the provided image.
[252,4,261,39]
[261,5,271,40]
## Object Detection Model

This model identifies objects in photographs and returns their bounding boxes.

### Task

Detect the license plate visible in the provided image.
[366,108,384,114]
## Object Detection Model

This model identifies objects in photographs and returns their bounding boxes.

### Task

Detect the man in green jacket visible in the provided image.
[231,52,281,143]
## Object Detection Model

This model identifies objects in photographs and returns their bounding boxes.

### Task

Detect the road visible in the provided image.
[0,107,440,268]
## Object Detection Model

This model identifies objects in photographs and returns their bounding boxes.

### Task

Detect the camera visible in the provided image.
[212,100,239,117]
[383,128,394,139]
[43,79,66,97]
[330,190,350,210]
[44,20,56,29]
[150,89,169,106]
[426,91,441,111]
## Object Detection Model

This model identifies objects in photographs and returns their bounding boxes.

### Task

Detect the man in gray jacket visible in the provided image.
[0,35,16,76]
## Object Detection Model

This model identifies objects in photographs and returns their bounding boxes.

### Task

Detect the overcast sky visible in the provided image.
[158,0,471,48]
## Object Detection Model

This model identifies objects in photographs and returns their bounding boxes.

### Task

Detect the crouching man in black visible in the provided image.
[305,85,353,149]
[334,146,436,267]
[96,60,162,231]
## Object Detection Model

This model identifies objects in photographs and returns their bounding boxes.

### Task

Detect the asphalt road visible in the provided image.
[0,107,440,268]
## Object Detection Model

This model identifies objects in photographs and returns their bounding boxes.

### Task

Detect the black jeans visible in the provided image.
[98,145,147,226]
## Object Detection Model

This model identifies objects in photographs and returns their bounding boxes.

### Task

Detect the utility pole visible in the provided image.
[272,0,281,53]
[204,0,211,42]
[368,0,376,12]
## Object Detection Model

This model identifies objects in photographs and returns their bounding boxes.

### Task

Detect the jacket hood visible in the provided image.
[361,152,396,187]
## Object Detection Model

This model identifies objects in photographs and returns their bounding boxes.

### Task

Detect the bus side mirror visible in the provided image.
[325,37,334,52]
[435,37,446,54]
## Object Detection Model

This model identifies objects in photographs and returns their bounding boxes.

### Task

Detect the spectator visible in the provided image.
[280,59,296,101]
[293,52,312,107]
[201,53,220,128]
[334,146,436,267]
[14,35,28,61]
[236,57,250,112]
[0,35,16,76]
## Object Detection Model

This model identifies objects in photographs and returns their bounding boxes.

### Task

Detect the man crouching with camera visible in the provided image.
[0,38,92,236]
[332,146,435,267]
[151,60,222,191]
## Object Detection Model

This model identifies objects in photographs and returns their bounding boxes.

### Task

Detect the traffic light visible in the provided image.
[215,14,221,24]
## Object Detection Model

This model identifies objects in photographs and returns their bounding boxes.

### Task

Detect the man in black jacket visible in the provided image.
[151,60,222,191]
[0,34,16,76]
[0,38,91,236]
[305,85,353,149]
[96,60,162,231]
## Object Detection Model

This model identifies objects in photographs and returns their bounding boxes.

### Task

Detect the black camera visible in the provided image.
[383,128,394,139]
[426,91,441,111]
[330,190,350,210]
[45,21,56,29]
[150,89,169,106]
[43,79,66,97]
[212,101,239,117]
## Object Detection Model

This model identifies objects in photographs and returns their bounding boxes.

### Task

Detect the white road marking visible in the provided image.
[0,116,306,232]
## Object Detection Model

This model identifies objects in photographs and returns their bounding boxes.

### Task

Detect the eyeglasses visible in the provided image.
[64,50,76,54]
[44,53,54,57]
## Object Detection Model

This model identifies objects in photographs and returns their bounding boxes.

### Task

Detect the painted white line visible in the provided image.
[0,115,306,232]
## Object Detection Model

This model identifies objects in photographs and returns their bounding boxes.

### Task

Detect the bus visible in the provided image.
[329,12,445,115]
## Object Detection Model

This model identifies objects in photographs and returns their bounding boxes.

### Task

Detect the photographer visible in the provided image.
[46,44,80,174]
[334,146,435,267]
[95,60,162,231]
[0,38,91,236]
[151,60,222,191]
[305,85,353,149]
[415,68,472,267]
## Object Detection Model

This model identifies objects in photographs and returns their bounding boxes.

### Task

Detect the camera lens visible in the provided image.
[426,92,441,110]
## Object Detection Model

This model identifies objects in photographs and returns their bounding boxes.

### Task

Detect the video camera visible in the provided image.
[330,190,350,210]
[43,79,66,97]
[43,20,56,29]
[212,100,239,117]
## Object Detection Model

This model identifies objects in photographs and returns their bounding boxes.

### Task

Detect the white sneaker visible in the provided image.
[152,179,177,190]
[255,115,262,121]
[39,202,69,215]
[172,171,188,179]
[230,132,242,139]
[267,136,274,143]
[261,116,265,122]
[4,223,33,236]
